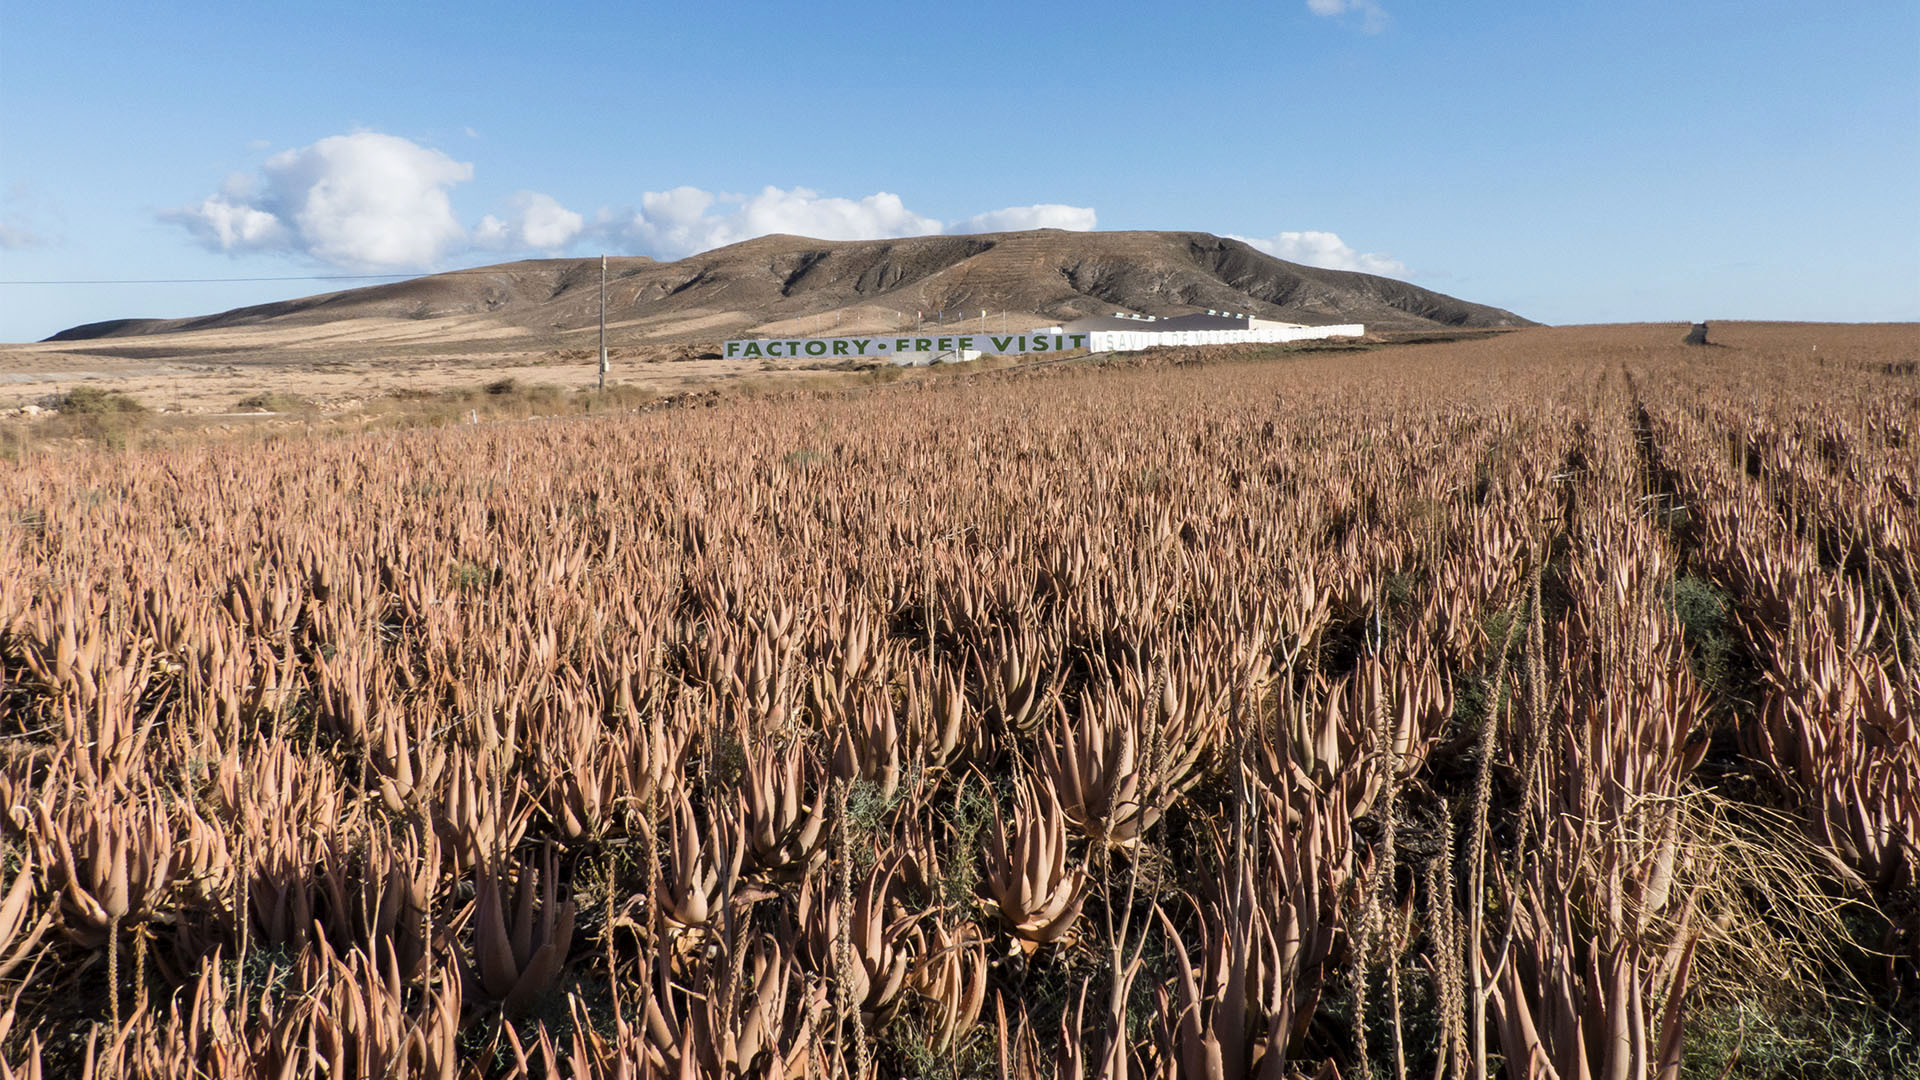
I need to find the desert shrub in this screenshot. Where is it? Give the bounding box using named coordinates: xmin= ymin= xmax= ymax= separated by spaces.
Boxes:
xmin=53 ymin=386 xmax=146 ymax=415
xmin=33 ymin=386 xmax=151 ymax=447
xmin=234 ymin=392 xmax=313 ymax=413
xmin=574 ymin=382 xmax=654 ymax=410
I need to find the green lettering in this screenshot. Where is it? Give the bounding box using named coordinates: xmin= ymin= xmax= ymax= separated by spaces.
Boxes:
xmin=725 ymin=341 xmax=741 ymax=358
xmin=806 ymin=340 xmax=827 ymax=356
xmin=990 ymin=335 xmax=1013 ymax=351
xmin=913 ymin=338 xmax=933 ymax=351
xmin=1069 ymin=333 xmax=1088 ymax=350
xmin=744 ymin=342 xmax=763 ymax=358
xmin=832 ymin=340 xmax=849 ymax=356
xmin=1033 ymin=336 xmax=1050 ymax=352
xmin=895 ymin=338 xmax=912 ymax=353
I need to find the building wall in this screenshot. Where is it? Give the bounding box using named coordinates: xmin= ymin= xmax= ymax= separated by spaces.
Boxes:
xmin=1084 ymin=324 xmax=1363 ymax=352
xmin=892 ymin=349 xmax=982 ymax=367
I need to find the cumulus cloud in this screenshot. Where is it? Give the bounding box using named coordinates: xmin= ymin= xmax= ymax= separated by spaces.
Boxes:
xmin=611 ymin=185 xmax=1095 ymax=260
xmin=949 ymin=204 xmax=1098 ymax=234
xmin=166 ymin=134 xmax=1097 ymax=267
xmin=616 ymin=185 xmax=942 ymax=259
xmin=1306 ymin=0 xmax=1389 ymax=33
xmin=475 ymin=191 xmax=585 ymax=252
xmin=1228 ymin=230 xmax=1407 ymax=277
xmin=171 ymin=194 xmax=288 ymax=251
xmin=165 ymin=132 xmax=473 ymax=269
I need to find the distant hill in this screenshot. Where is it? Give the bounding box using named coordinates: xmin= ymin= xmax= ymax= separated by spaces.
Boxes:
xmin=46 ymin=230 xmax=1533 ymax=344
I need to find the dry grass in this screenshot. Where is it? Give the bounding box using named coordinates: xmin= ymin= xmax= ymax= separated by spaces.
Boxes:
xmin=0 ymin=323 xmax=1913 ymax=1078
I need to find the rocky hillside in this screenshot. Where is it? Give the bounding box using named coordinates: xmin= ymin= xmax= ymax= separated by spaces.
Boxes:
xmin=48 ymin=230 xmax=1533 ymax=343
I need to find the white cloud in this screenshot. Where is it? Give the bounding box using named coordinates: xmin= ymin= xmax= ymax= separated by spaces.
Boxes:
xmin=1229 ymin=230 xmax=1407 ymax=277
xmin=738 ymin=187 xmax=941 ymax=243
xmin=165 ymin=132 xmax=473 ymax=269
xmin=950 ymin=204 xmax=1098 ymax=234
xmin=617 ymin=185 xmax=943 ymax=259
xmin=475 ymin=191 xmax=584 ymax=252
xmin=172 ymin=195 xmax=289 ymax=251
xmin=167 ymin=136 xmax=1096 ymax=267
xmin=612 ymin=185 xmax=1095 ymax=260
xmin=1306 ymin=0 xmax=1389 ymax=33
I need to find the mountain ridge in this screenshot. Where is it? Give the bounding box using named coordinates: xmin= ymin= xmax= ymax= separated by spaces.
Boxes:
xmin=46 ymin=229 xmax=1534 ymax=343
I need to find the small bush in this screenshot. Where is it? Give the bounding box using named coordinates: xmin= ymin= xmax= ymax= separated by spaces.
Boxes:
xmin=53 ymin=386 xmax=146 ymax=415
xmin=1684 ymin=999 xmax=1920 ymax=1080
xmin=234 ymin=392 xmax=313 ymax=412
xmin=1668 ymin=575 xmax=1729 ymax=638
xmin=35 ymin=387 xmax=150 ymax=448
xmin=450 ymin=560 xmax=492 ymax=592
xmin=574 ymin=383 xmax=654 ymax=411
xmin=1668 ymin=575 xmax=1736 ymax=695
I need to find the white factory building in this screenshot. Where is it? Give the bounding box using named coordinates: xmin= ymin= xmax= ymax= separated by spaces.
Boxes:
xmin=1044 ymin=310 xmax=1364 ymax=352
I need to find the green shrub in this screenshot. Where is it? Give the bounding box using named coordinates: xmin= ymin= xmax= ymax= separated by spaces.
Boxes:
xmin=451 ymin=560 xmax=492 ymax=592
xmin=54 ymin=386 xmax=146 ymax=414
xmin=1667 ymin=575 xmax=1736 ymax=695
xmin=37 ymin=386 xmax=150 ymax=447
xmin=1668 ymin=575 xmax=1728 ymax=638
xmin=1685 ymin=1000 xmax=1920 ymax=1080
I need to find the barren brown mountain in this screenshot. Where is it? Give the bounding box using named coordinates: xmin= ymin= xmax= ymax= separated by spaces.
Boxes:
xmin=5 ymin=230 xmax=1532 ymax=414
xmin=47 ymin=229 xmax=1532 ymax=344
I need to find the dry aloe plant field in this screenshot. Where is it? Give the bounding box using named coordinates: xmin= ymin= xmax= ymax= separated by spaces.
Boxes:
xmin=0 ymin=324 xmax=1914 ymax=1078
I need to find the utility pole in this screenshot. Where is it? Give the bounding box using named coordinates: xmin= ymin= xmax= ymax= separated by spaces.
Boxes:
xmin=597 ymin=254 xmax=608 ymax=390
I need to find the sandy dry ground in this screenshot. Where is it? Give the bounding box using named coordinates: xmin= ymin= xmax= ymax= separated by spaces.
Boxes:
xmin=0 ymin=306 xmax=1069 ymax=414
xmin=2 ymin=319 xmax=1912 ymax=419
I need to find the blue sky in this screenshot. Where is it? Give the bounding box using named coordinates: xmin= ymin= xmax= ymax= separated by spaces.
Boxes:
xmin=1 ymin=0 xmax=1915 ymax=341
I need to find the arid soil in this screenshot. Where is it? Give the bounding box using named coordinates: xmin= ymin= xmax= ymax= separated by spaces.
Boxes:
xmin=2 ymin=320 xmax=1910 ymax=420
